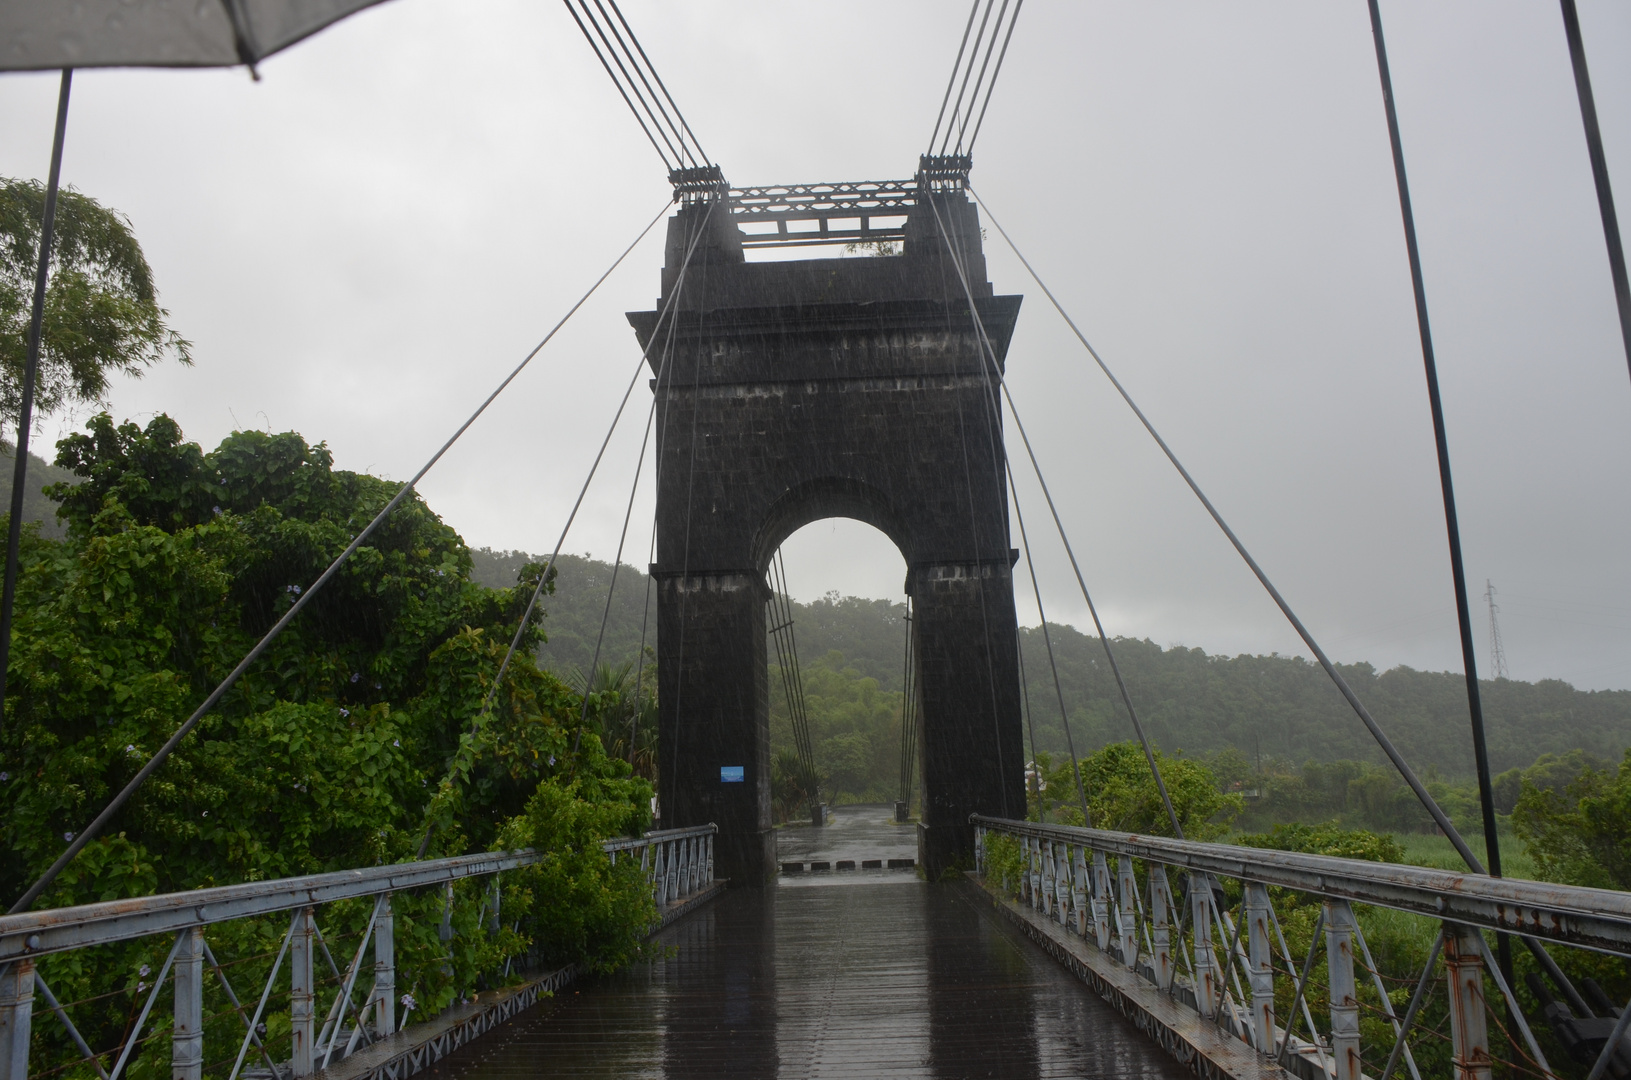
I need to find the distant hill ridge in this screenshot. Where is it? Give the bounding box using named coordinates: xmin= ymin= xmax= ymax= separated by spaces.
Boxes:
xmin=421 ymin=550 xmax=1631 ymax=779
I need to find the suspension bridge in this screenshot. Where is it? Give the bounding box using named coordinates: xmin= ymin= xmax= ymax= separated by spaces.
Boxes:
xmin=3 ymin=1 xmax=1631 ymax=1078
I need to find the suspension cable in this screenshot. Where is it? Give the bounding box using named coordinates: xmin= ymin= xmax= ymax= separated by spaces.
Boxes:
xmin=630 ymin=529 xmax=656 ymax=768
xmin=473 ymin=202 xmax=716 ymax=744
xmin=927 ymin=193 xmax=1134 ymax=830
xmin=7 ymin=201 xmax=670 ymax=915
xmin=577 ymin=0 xmax=686 ymax=168
xmin=1002 ymin=383 xmax=1183 ymax=837
xmin=953 ymin=0 xmax=1010 ymax=155
xmin=565 ymin=0 xmax=712 ymax=175
xmin=1013 ymin=626 xmax=1038 ymax=816
xmin=570 ymin=396 xmax=658 ymax=749
xmin=964 ymin=0 xmax=1023 ymax=155
xmin=1007 ymin=457 xmax=1092 ymax=826
xmin=589 ymin=0 xmax=693 ymax=167
xmin=928 ymin=0 xmax=981 ymax=156
xmin=967 ymin=184 xmax=1484 ymax=871
xmin=570 ymin=254 xmax=689 ymax=755
xmin=938 ymin=0 xmax=996 ymax=157
xmin=927 ymin=0 xmax=1023 ymax=158
xmin=562 ymin=0 xmax=673 ymax=170
xmin=605 ymin=0 xmax=711 ymax=167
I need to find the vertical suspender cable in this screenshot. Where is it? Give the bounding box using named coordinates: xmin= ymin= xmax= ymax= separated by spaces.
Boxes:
xmin=1365 ymin=0 xmax=1503 ymax=881
xmin=967 ymin=185 xmax=1482 ymax=867
xmin=1008 ymin=460 xmax=1092 ymax=826
xmin=1013 ymin=626 xmax=1038 ymax=816
xmin=976 ymin=182 xmax=1594 ymax=1014
xmin=929 ymin=193 xmax=1173 ymax=833
xmin=0 ymin=69 xmax=71 ymax=753
xmin=1557 ymin=0 xmax=1631 ymax=385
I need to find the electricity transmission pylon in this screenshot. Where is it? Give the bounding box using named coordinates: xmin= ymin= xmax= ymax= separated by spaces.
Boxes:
xmin=1484 ymin=579 xmax=1509 ymax=680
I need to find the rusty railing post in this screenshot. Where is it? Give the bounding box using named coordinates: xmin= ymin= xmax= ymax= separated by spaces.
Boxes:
xmin=1053 ymin=842 xmax=1070 ymax=924
xmin=172 ymin=927 xmax=204 ymax=1080
xmin=1117 ymin=856 xmax=1139 ymax=969
xmin=1150 ymin=866 xmax=1175 ymax=991
xmin=1326 ymin=899 xmax=1362 ymax=1080
xmin=0 ymin=960 xmax=36 ymax=1080
xmin=371 ymin=895 xmax=395 ymax=1038
xmin=1041 ymin=840 xmax=1056 ymax=917
xmin=1093 ymin=850 xmax=1113 ymax=952
xmin=1245 ymin=882 xmax=1275 ymax=1055
xmin=1193 ymin=874 xmax=1220 ymax=1019
xmin=1071 ymin=846 xmax=1090 ymax=937
xmin=1444 ymin=923 xmax=1493 ymax=1080
xmin=290 ymin=907 xmax=315 ymax=1078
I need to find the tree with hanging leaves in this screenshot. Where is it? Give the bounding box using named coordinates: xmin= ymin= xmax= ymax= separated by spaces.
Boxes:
xmin=0 ymin=179 xmax=191 ymax=428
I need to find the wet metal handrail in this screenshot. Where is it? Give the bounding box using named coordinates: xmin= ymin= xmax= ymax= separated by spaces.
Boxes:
xmin=0 ymin=824 xmax=717 ymax=1080
xmin=973 ymin=815 xmax=1631 ymax=1080
xmin=972 ymin=816 xmax=1631 ymax=953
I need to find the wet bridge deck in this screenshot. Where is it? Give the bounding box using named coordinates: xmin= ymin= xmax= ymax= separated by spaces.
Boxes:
xmin=425 ymin=807 xmax=1189 ymax=1079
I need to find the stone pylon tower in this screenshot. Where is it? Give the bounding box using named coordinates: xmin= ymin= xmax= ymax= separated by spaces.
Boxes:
xmin=629 ymin=163 xmax=1026 ymax=882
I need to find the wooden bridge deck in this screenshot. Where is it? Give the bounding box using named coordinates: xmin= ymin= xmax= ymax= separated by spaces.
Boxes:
xmin=422 ymin=811 xmax=1190 ymax=1079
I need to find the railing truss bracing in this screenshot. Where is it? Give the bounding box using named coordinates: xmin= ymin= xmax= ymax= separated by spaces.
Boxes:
xmin=0 ymin=825 xmax=717 ymax=1080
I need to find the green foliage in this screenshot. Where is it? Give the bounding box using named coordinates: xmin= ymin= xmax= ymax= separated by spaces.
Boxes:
xmin=1234 ymin=821 xmax=1405 ymax=863
xmin=1514 ymin=748 xmax=1631 ymax=890
xmin=2 ymin=414 xmax=659 ymax=1080
xmin=771 ymin=749 xmax=820 ymax=823
xmin=567 ymin=659 xmax=657 ymax=783
xmin=497 ymin=733 xmax=655 ymax=974
xmin=469 ymin=549 xmax=658 ymax=682
xmin=769 ymin=650 xmax=903 ymax=802
xmin=0 ymin=444 xmax=77 ymax=540
xmin=1033 ymin=742 xmax=1242 ymax=838
xmin=980 ymin=830 xmax=1026 ymax=898
xmin=0 ymin=180 xmax=190 ymax=426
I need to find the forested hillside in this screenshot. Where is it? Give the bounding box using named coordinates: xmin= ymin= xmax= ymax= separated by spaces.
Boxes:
xmin=0 ymin=444 xmax=79 ymax=540
xmin=481 ymin=550 xmax=1631 ymax=798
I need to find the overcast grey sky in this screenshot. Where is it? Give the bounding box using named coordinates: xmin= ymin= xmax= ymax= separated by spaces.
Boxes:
xmin=1 ymin=1 xmax=1628 ymax=688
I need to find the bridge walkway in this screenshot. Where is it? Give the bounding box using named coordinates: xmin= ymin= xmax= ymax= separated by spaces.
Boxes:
xmin=424 ymin=806 xmax=1188 ymax=1079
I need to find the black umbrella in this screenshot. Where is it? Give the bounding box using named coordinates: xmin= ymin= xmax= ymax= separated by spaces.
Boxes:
xmin=0 ymin=0 xmax=398 ymax=744
xmin=1 ymin=1 xmax=392 ymax=72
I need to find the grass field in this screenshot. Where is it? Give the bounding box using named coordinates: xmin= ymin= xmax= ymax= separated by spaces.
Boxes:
xmin=1393 ymin=830 xmax=1538 ymax=880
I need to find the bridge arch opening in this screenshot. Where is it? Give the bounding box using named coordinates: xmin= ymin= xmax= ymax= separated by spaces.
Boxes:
xmin=763 ymin=515 xmax=914 ymax=824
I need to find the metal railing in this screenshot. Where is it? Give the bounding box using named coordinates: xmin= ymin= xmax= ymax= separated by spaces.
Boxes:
xmin=973 ymin=815 xmax=1631 ymax=1080
xmin=0 ymin=824 xmax=716 ymax=1080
